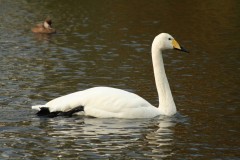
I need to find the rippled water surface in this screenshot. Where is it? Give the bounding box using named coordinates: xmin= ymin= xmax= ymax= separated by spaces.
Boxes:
xmin=0 ymin=0 xmax=239 ymax=159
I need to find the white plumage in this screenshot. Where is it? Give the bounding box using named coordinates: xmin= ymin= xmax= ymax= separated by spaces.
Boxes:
xmin=32 ymin=33 xmax=188 ymax=119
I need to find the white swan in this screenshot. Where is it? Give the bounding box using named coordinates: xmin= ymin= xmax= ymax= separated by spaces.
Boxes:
xmin=32 ymin=33 xmax=188 ymax=118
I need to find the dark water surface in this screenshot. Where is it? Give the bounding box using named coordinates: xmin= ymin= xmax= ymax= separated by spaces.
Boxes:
xmin=0 ymin=0 xmax=239 ymax=159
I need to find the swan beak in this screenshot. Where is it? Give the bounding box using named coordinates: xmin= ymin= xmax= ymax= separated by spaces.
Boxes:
xmin=172 ymin=39 xmax=189 ymax=53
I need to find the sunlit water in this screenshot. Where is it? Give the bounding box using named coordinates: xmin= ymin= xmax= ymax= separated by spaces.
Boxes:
xmin=0 ymin=0 xmax=239 ymax=159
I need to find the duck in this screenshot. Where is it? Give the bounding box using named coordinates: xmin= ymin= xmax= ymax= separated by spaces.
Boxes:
xmin=31 ymin=18 xmax=56 ymax=34
xmin=32 ymin=33 xmax=189 ymax=118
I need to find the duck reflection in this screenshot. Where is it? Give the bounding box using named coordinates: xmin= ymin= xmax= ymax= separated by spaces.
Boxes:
xmin=33 ymin=33 xmax=53 ymax=42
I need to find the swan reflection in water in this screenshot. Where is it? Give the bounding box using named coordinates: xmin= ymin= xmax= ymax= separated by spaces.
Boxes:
xmin=31 ymin=116 xmax=183 ymax=159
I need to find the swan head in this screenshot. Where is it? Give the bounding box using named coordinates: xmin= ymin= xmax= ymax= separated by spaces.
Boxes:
xmin=153 ymin=33 xmax=189 ymax=53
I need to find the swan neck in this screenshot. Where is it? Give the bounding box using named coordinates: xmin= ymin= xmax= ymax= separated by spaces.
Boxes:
xmin=151 ymin=47 xmax=176 ymax=115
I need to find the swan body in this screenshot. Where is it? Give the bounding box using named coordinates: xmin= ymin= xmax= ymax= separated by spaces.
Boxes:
xmin=33 ymin=87 xmax=160 ymax=118
xmin=32 ymin=33 xmax=188 ymax=118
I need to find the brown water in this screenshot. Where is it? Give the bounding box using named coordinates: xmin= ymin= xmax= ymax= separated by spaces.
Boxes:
xmin=0 ymin=0 xmax=239 ymax=159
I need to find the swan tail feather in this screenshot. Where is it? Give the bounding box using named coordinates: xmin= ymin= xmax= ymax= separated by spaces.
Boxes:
xmin=32 ymin=105 xmax=46 ymax=111
xmin=35 ymin=106 xmax=84 ymax=118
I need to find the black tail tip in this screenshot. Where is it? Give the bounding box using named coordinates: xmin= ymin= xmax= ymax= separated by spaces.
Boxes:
xmin=36 ymin=107 xmax=59 ymax=118
xmin=36 ymin=107 xmax=50 ymax=116
xmin=36 ymin=106 xmax=84 ymax=118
